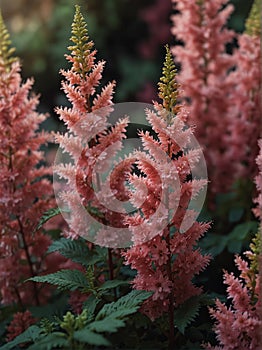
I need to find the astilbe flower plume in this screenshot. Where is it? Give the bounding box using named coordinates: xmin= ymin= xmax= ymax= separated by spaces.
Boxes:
xmin=206 ymin=141 xmax=262 ymax=349
xmin=206 ymin=233 xmax=262 ymax=350
xmin=171 ymin=0 xmax=261 ymax=196
xmin=0 ymin=13 xmax=57 ymax=306
xmin=6 ymin=310 xmax=36 ymax=342
xmin=123 ymin=47 xmax=210 ymax=337
xmin=54 ymin=5 xmax=129 ymax=246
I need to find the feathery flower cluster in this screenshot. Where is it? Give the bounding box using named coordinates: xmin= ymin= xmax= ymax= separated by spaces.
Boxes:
xmin=0 ymin=13 xmax=56 ymax=306
xmin=123 ymin=47 xmax=210 ymax=321
xmin=6 ymin=310 xmax=36 ymax=342
xmin=206 ymin=233 xmax=262 ymax=349
xmin=54 ymin=6 xmax=130 ymax=244
xmin=171 ymin=0 xmax=261 ymax=195
xmin=206 ymin=139 xmax=262 ymax=349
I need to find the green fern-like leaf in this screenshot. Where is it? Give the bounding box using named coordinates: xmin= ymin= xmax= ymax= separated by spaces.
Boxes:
xmin=47 ymin=237 xmax=99 ymax=267
xmin=36 ymin=207 xmax=69 ymax=231
xmin=0 ymin=11 xmax=17 ymax=71
xmin=174 ymin=295 xmax=203 ymax=334
xmin=73 ymin=329 xmax=111 ymax=346
xmin=27 ymin=333 xmax=68 ymax=350
xmin=96 ymin=290 xmax=152 ymax=320
xmin=0 ymin=325 xmax=41 ymax=350
xmin=28 ymin=270 xmax=89 ymax=292
xmin=88 ymin=317 xmax=125 ymax=333
xmin=98 ymin=279 xmax=129 ymax=291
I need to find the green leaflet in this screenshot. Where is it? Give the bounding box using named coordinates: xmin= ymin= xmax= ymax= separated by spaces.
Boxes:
xmin=28 ymin=269 xmax=89 ymax=291
xmin=27 ymin=333 xmax=68 ymax=350
xmin=73 ymin=329 xmax=111 ymax=346
xmin=96 ymin=290 xmax=153 ymax=320
xmin=174 ymin=295 xmax=203 ymax=334
xmin=36 ymin=207 xmax=69 ymax=231
xmin=0 ymin=325 xmax=41 ymax=350
xmin=47 ymin=237 xmax=100 ymax=267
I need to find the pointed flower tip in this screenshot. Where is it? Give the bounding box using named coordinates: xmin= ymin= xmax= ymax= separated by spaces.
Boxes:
xmin=0 ymin=10 xmax=18 ymax=70
xmin=157 ymin=44 xmax=180 ymax=115
xmin=245 ymin=0 xmax=261 ymax=37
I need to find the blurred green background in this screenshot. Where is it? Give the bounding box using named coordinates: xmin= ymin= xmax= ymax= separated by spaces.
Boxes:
xmin=0 ymin=0 xmax=254 ymax=131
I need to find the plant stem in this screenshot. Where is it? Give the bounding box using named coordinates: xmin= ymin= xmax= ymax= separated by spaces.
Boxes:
xmin=17 ymin=216 xmax=40 ymax=306
xmin=108 ymin=248 xmax=117 ymax=300
xmin=166 ymin=229 xmax=175 ymax=350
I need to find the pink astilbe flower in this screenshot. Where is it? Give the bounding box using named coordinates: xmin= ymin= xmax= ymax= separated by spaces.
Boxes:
xmin=206 ymin=247 xmax=262 ymax=349
xmin=206 ymin=137 xmax=262 ymax=349
xmin=123 ymin=48 xmax=210 ymax=324
xmin=54 ymin=6 xmax=130 ymax=246
xmin=254 ymin=140 xmax=262 ymax=221
xmin=0 ymin=15 xmax=57 ymax=306
xmin=6 ymin=310 xmax=36 ymax=342
xmin=171 ymin=0 xmax=261 ymax=196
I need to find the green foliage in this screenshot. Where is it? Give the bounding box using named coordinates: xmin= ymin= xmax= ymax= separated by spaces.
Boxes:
xmin=1 ymin=290 xmax=152 ymax=349
xmin=174 ymin=295 xmax=203 ymax=334
xmin=0 ymin=325 xmax=41 ymax=350
xmin=28 ymin=269 xmax=89 ymax=292
xmin=0 ymin=11 xmax=17 ymax=71
xmin=47 ymin=237 xmax=98 ymax=267
xmin=96 ymin=290 xmax=152 ymax=320
xmin=36 ymin=207 xmax=67 ymax=231
xmin=200 ymin=220 xmax=258 ymax=257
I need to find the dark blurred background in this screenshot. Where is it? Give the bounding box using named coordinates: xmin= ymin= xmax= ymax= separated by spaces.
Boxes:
xmin=0 ymin=0 xmax=254 ymax=131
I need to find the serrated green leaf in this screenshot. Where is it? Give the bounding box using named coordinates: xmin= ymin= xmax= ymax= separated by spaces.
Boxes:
xmin=96 ymin=290 xmax=152 ymax=320
xmin=28 ymin=270 xmax=89 ymax=291
xmin=36 ymin=207 xmax=68 ymax=231
xmin=174 ymin=295 xmax=202 ymax=334
xmin=83 ymin=294 xmax=100 ymax=317
xmin=27 ymin=333 xmax=68 ymax=350
xmin=88 ymin=317 xmax=125 ymax=333
xmin=47 ymin=237 xmax=98 ymax=267
xmin=98 ymin=279 xmax=129 ymax=291
xmin=73 ymin=329 xmax=111 ymax=346
xmin=0 ymin=325 xmax=41 ymax=350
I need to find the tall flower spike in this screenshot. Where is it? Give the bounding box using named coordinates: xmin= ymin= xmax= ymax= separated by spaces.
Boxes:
xmin=123 ymin=47 xmax=210 ymax=348
xmin=54 ymin=6 xmax=129 ymax=245
xmin=158 ymin=45 xmax=180 ymax=115
xmin=67 ymin=5 xmax=94 ymax=77
xmin=0 ymin=10 xmax=17 ymax=70
xmin=0 ymin=14 xmax=58 ymax=306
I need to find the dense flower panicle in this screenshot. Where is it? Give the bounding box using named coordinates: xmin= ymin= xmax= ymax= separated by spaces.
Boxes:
xmin=54 ymin=6 xmax=130 ymax=243
xmin=207 ymin=140 xmax=262 ymax=348
xmin=122 ymin=47 xmax=210 ymax=320
xmin=6 ymin=310 xmax=36 ymax=342
xmin=206 ymin=245 xmax=262 ymax=349
xmin=254 ymin=140 xmax=262 ymax=221
xmin=171 ymin=0 xmax=261 ymax=195
xmin=0 ymin=18 xmax=58 ymax=306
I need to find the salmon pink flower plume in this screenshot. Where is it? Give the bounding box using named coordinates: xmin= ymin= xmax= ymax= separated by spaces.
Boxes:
xmin=54 ymin=6 xmax=130 ymax=244
xmin=206 ymin=137 xmax=262 ymax=349
xmin=123 ymin=47 xmax=210 ymax=327
xmin=0 ymin=13 xmax=57 ymax=306
xmin=171 ymin=0 xmax=261 ymax=196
